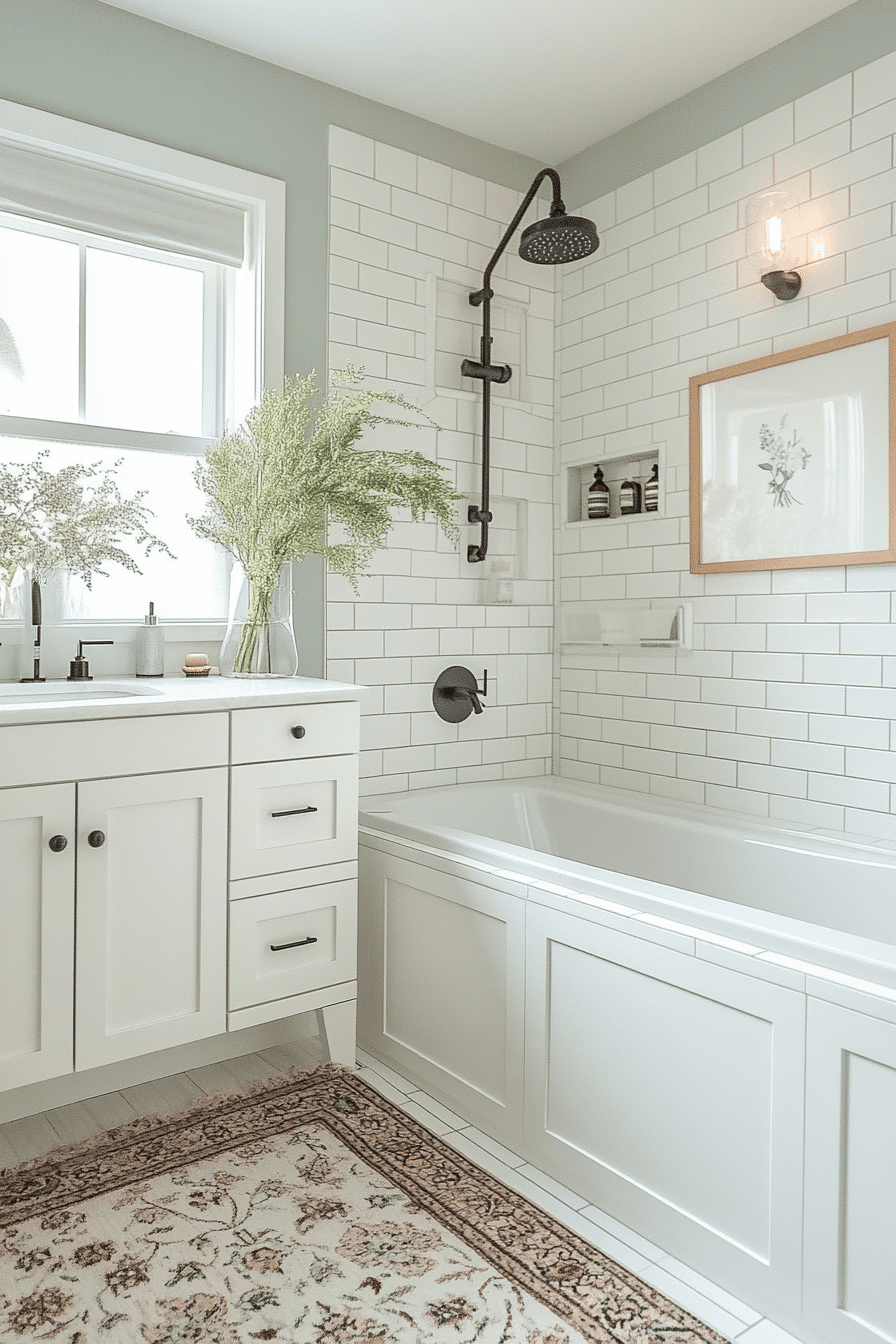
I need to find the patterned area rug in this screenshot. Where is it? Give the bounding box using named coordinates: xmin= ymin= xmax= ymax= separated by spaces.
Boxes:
xmin=0 ymin=1064 xmax=730 ymax=1343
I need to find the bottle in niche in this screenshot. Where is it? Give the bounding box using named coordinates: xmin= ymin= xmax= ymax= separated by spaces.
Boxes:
xmin=587 ymin=465 xmax=610 ymax=519
xmin=486 ymin=557 xmax=515 ymax=605
xmin=619 ymin=474 xmax=642 ymax=515
xmin=644 ymin=463 xmax=659 ymax=512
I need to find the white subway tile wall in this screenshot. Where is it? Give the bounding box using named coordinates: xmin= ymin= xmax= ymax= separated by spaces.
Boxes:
xmin=328 ymin=128 xmax=555 ymax=797
xmin=556 ymin=54 xmax=896 ymax=836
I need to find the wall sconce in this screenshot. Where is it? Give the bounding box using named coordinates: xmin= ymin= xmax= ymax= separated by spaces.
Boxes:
xmin=747 ymin=191 xmax=803 ymax=301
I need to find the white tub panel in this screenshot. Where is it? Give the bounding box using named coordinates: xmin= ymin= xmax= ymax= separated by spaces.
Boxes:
xmin=525 ymin=903 xmax=805 ymax=1317
xmin=805 ymin=999 xmax=896 ymax=1344
xmin=385 ymin=878 xmax=508 ymax=1102
xmin=545 ymin=939 xmax=773 ymax=1260
xmin=358 ymin=844 xmax=526 ymax=1143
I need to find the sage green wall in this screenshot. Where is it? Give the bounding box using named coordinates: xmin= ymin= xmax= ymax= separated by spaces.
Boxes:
xmin=559 ymin=0 xmax=896 ymax=208
xmin=0 ymin=0 xmax=541 ymax=676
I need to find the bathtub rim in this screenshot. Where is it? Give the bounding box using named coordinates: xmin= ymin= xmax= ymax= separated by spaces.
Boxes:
xmin=359 ymin=777 xmax=896 ymax=995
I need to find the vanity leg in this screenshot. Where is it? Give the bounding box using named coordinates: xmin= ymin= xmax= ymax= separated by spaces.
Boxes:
xmin=316 ymin=999 xmax=357 ymax=1067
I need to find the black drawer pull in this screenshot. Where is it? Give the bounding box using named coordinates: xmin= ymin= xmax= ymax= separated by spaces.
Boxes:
xmin=87 ymin=830 xmax=106 ymax=848
xmin=48 ymin=834 xmax=68 ymax=852
xmin=270 ymin=936 xmax=318 ymax=952
xmin=270 ymin=806 xmax=318 ymax=818
xmin=290 ymin=725 xmax=306 ymax=739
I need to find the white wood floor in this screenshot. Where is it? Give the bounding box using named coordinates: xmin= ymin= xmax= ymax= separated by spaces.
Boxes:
xmin=0 ymin=1039 xmax=805 ymax=1344
xmin=0 ymin=1036 xmax=326 ymax=1169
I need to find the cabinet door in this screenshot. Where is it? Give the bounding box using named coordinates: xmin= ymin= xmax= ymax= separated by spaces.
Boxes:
xmin=75 ymin=768 xmax=228 ymax=1070
xmin=0 ymin=784 xmax=75 ymax=1091
xmin=804 ymin=998 xmax=896 ymax=1344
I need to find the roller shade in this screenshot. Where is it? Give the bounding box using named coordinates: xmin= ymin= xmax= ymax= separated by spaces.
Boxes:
xmin=0 ymin=138 xmax=246 ymax=266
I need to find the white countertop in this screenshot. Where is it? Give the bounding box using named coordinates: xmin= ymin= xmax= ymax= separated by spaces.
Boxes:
xmin=0 ymin=675 xmax=364 ymax=727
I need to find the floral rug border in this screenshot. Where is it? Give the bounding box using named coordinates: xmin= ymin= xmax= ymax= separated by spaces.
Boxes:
xmin=0 ymin=1064 xmax=729 ymax=1344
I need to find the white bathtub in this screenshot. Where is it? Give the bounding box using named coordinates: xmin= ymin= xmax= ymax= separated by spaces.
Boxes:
xmin=358 ymin=778 xmax=896 ymax=1344
xmin=360 ymin=776 xmax=896 ymax=959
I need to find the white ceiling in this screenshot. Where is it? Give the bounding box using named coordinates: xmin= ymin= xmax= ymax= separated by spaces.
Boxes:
xmin=101 ymin=0 xmax=858 ymax=162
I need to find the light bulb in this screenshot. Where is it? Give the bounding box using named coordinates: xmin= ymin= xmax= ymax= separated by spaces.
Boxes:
xmin=764 ymin=215 xmax=783 ymax=262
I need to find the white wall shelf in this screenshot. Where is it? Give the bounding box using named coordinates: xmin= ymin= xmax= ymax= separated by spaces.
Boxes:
xmin=561 ymin=601 xmax=691 ymax=652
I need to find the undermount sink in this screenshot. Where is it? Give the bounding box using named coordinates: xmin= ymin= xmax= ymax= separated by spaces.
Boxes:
xmin=0 ymin=681 xmax=164 ymax=704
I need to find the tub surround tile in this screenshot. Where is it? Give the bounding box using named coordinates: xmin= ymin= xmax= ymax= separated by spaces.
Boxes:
xmin=328 ymin=134 xmax=553 ymax=798
xmin=553 ymin=54 xmax=896 ymax=838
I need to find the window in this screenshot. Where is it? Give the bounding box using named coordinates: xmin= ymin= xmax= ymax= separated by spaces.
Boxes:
xmin=0 ymin=98 xmax=284 ymax=628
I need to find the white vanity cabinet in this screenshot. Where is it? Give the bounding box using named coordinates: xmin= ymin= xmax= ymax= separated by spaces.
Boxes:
xmin=227 ymin=700 xmax=360 ymax=1065
xmin=0 ymin=783 xmax=75 ymax=1092
xmin=0 ymin=682 xmax=361 ymax=1111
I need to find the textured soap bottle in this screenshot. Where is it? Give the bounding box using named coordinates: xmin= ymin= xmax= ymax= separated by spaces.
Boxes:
xmin=587 ymin=465 xmax=610 ymax=519
xmin=136 ymin=601 xmax=165 ymax=677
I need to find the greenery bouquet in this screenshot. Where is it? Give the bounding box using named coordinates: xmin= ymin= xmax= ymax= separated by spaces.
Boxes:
xmin=189 ymin=367 xmax=461 ymax=674
xmin=0 ymin=450 xmax=172 ymax=618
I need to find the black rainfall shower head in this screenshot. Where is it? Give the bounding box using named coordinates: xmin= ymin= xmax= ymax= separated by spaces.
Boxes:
xmin=519 ymin=212 xmax=599 ymax=265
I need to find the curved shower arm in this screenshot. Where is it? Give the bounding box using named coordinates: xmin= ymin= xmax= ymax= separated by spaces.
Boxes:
xmin=473 ymin=167 xmax=563 ymax=303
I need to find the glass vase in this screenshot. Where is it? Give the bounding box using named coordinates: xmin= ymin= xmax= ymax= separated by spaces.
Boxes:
xmin=219 ymin=562 xmax=298 ymax=678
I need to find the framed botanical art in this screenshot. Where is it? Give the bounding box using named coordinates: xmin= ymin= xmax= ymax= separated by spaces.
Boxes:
xmin=689 ymin=323 xmax=896 ymax=573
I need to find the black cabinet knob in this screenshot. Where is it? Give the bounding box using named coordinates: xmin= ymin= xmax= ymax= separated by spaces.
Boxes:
xmin=87 ymin=830 xmax=106 ymax=848
xmin=48 ymin=834 xmax=68 ymax=852
xmin=290 ymin=725 xmax=306 ymax=739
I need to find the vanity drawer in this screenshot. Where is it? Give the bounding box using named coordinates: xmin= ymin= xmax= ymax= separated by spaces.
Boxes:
xmin=0 ymin=713 xmax=229 ymax=789
xmin=228 ymin=877 xmax=356 ymax=1011
xmin=230 ymin=755 xmax=359 ymax=880
xmin=230 ymin=700 xmax=359 ymax=765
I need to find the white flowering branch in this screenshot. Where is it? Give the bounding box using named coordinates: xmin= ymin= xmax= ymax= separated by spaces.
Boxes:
xmin=0 ymin=449 xmax=174 ymax=588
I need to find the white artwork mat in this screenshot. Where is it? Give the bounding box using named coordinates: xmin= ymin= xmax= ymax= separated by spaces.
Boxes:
xmin=699 ymin=338 xmax=890 ymax=565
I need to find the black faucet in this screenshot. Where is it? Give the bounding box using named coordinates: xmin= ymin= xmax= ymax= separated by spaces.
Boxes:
xmin=432 ymin=666 xmax=488 ymax=723
xmin=20 ymin=579 xmax=45 ymax=683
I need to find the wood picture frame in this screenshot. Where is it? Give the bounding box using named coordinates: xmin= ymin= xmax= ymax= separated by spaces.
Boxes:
xmin=689 ymin=323 xmax=896 ymax=574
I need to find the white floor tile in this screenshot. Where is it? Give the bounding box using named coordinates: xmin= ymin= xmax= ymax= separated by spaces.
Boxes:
xmin=517 ymin=1162 xmax=590 ymax=1211
xmin=458 ymin=1124 xmax=525 ymax=1168
xmin=579 ymin=1204 xmax=669 ymax=1263
xmin=656 ymin=1254 xmax=762 ymax=1326
xmin=406 ymin=1089 xmax=467 ymax=1130
xmin=354 ymin=1065 xmax=412 ymax=1108
xmin=637 ymin=1263 xmax=749 ymax=1339
xmin=442 ymin=1129 xmax=522 ymax=1181
xmin=354 ymin=1048 xmax=417 ymax=1093
xmin=737 ymin=1320 xmax=805 ymax=1344
xmin=397 ymin=1098 xmax=454 ymax=1135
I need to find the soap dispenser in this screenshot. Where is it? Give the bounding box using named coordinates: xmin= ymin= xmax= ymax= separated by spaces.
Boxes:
xmin=136 ymin=602 xmax=165 ymax=677
xmin=587 ymin=465 xmax=611 ymax=519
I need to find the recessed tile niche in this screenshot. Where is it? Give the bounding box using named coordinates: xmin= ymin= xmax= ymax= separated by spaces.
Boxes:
xmin=566 ymin=447 xmax=663 ymax=525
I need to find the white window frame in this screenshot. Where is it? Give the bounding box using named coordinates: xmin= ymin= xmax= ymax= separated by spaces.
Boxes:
xmin=0 ymin=98 xmax=285 ymax=637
